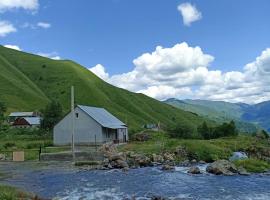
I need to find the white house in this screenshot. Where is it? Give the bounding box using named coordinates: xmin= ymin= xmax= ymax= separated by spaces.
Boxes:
xmin=53 ymin=105 xmax=128 ymax=145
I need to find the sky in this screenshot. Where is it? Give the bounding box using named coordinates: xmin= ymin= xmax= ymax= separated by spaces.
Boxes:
xmin=1 ymin=0 xmax=270 ymax=104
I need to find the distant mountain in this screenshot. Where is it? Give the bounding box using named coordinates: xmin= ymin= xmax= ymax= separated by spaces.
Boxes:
xmin=0 ymin=45 xmax=208 ymax=132
xmin=164 ymin=98 xmax=269 ymax=133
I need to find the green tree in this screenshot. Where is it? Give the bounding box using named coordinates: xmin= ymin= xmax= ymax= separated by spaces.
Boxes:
xmin=168 ymin=123 xmax=194 ymax=139
xmin=41 ymin=101 xmax=63 ymax=130
xmin=197 ymin=121 xmax=210 ymax=139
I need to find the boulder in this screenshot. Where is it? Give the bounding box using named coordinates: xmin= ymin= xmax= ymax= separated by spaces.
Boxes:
xmin=191 ymin=159 xmax=197 ymax=164
xmin=237 ymin=166 xmax=250 ymax=176
xmin=206 ymin=160 xmax=238 ymax=175
xmin=162 ymin=164 xmax=174 ymax=171
xmin=152 ymin=154 xmax=164 ymax=163
xmin=163 ymin=152 xmax=175 ymax=161
xmin=134 ymin=154 xmax=152 ymax=167
xmin=199 ymin=160 xmax=206 ymax=164
xmin=108 ymin=153 xmax=125 ymax=162
xmin=188 ymin=166 xmax=201 ymax=174
xmin=180 ymin=160 xmax=190 ymax=167
xmin=115 ymin=159 xmax=129 ymax=169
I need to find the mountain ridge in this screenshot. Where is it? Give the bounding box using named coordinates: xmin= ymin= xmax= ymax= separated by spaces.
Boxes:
xmin=165 ymin=98 xmax=270 ymax=132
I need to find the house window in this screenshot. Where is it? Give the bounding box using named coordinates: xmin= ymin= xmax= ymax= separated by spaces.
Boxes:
xmin=75 ymin=113 xmax=79 ymax=118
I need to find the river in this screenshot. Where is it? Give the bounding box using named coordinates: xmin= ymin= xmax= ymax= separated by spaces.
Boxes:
xmin=0 ymin=162 xmax=269 ymax=200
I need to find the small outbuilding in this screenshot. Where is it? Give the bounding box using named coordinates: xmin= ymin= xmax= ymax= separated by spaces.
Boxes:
xmin=12 ymin=117 xmax=41 ymax=129
xmin=53 ymin=105 xmax=128 ymax=145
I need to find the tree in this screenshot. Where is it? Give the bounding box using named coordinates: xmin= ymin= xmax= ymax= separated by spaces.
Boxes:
xmin=0 ymin=101 xmax=7 ymax=125
xmin=168 ymin=123 xmax=194 ymax=139
xmin=197 ymin=121 xmax=210 ymax=139
xmin=41 ymin=101 xmax=63 ymax=130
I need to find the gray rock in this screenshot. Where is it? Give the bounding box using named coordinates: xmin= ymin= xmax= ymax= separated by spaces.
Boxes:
xmin=162 ymin=164 xmax=174 ymax=171
xmin=238 ymin=166 xmax=250 ymax=176
xmin=191 ymin=159 xmax=197 ymax=164
xmin=199 ymin=160 xmax=206 ymax=164
xmin=188 ymin=166 xmax=201 ymax=174
xmin=206 ymin=160 xmax=238 ymax=175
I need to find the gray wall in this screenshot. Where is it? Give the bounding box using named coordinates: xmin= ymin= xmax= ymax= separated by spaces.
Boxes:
xmin=53 ymin=107 xmax=103 ymax=145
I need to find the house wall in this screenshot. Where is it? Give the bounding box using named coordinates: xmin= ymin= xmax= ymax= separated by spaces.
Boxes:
xmin=53 ymin=107 xmax=103 ymax=145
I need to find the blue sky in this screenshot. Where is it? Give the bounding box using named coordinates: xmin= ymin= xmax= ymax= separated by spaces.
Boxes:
xmin=1 ymin=0 xmax=270 ymax=103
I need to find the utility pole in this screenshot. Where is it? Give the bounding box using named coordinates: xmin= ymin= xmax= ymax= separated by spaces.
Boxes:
xmin=71 ymin=86 xmax=75 ymax=161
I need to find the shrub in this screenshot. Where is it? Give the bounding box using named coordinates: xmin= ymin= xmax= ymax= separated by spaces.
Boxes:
xmin=234 ymin=159 xmax=270 ymax=173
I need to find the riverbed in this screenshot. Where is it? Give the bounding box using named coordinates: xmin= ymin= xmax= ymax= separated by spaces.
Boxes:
xmin=0 ymin=162 xmax=269 ymax=200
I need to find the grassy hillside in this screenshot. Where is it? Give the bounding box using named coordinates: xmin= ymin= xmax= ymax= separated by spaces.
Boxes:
xmin=165 ymin=98 xmax=258 ymax=133
xmin=0 ymin=46 xmax=207 ymax=132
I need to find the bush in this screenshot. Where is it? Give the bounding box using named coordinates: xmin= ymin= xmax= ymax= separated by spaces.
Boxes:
xmin=234 ymin=159 xmax=270 ymax=173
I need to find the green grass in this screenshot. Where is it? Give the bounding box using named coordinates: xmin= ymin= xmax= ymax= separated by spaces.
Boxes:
xmin=0 ymin=45 xmax=208 ymax=132
xmin=234 ymin=159 xmax=270 ymax=173
xmin=0 ymin=185 xmax=31 ymax=200
xmin=119 ymin=131 xmax=270 ymax=162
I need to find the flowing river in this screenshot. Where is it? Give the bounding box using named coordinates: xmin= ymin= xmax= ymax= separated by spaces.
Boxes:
xmin=0 ymin=162 xmax=270 ymax=200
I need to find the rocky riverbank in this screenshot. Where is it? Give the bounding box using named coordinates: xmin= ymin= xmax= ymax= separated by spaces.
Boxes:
xmin=96 ymin=143 xmax=269 ymax=175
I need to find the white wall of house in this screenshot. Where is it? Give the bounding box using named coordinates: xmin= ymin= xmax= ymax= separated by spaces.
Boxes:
xmin=53 ymin=107 xmax=103 ymax=145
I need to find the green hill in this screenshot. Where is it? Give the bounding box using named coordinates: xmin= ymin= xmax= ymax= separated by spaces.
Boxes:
xmin=165 ymin=98 xmax=258 ymax=133
xmin=0 ymin=45 xmax=207 ymax=132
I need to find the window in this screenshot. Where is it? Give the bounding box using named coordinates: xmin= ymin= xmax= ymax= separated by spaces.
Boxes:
xmin=75 ymin=113 xmax=79 ymax=118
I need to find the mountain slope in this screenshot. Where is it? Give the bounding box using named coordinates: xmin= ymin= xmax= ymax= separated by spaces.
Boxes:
xmin=0 ymin=46 xmax=207 ymax=132
xmin=165 ymin=98 xmax=259 ymax=133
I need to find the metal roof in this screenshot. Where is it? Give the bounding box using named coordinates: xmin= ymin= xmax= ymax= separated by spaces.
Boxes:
xmin=78 ymin=105 xmax=126 ymax=129
xmin=9 ymin=112 xmax=35 ymax=117
xmin=23 ymin=117 xmax=41 ymax=125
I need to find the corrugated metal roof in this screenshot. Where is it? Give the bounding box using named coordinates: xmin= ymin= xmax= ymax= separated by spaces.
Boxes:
xmin=78 ymin=105 xmax=126 ymax=129
xmin=9 ymin=112 xmax=35 ymax=117
xmin=23 ymin=117 xmax=41 ymax=125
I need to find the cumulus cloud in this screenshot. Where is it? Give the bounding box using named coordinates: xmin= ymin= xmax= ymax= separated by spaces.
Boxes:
xmin=0 ymin=21 xmax=16 ymax=37
xmin=0 ymin=0 xmax=38 ymax=12
xmin=4 ymin=44 xmax=21 ymax=51
xmin=37 ymin=22 xmax=51 ymax=29
xmin=177 ymin=2 xmax=202 ymax=26
xmin=89 ymin=42 xmax=270 ymax=104
xmin=88 ymin=64 xmax=109 ymax=81
xmin=37 ymin=52 xmax=61 ymax=60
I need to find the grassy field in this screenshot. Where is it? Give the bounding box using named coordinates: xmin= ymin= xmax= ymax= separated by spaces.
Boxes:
xmin=119 ymin=131 xmax=270 ymax=163
xmin=0 ymin=45 xmax=209 ymax=133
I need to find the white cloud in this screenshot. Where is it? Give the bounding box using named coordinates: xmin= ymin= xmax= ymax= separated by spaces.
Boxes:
xmin=0 ymin=0 xmax=39 ymax=11
xmin=37 ymin=52 xmax=61 ymax=60
xmin=89 ymin=42 xmax=270 ymax=104
xmin=0 ymin=21 xmax=16 ymax=37
xmin=88 ymin=64 xmax=109 ymax=81
xmin=177 ymin=2 xmax=202 ymax=26
xmin=4 ymin=44 xmax=21 ymax=51
xmin=37 ymin=22 xmax=51 ymax=29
